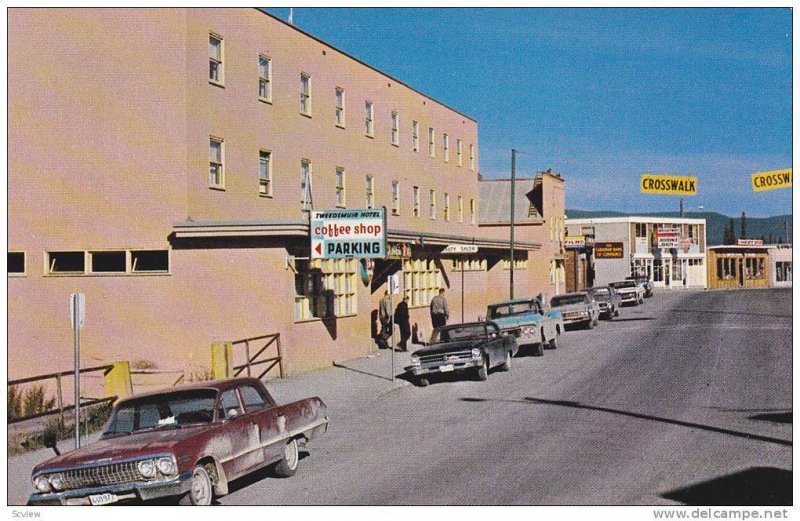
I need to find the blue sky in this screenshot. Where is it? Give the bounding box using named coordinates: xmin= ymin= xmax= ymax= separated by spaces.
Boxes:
xmin=266 ymin=8 xmax=792 ymax=217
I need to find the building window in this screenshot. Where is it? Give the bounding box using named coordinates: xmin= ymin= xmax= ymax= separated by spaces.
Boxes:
xmin=403 ymin=258 xmax=442 ymax=308
xmin=335 ymin=167 xmax=346 ymax=207
xmin=209 ymin=137 xmax=224 ymax=188
xmin=503 ymin=255 xmax=529 ymax=270
xmin=46 ymin=250 xmax=168 ymax=275
xmin=209 ymin=34 xmax=223 ymax=85
xmin=365 ymin=175 xmax=374 ymax=208
xmin=131 ymin=250 xmax=169 ymax=272
xmin=452 ymin=256 xmax=486 ymax=272
xmin=776 ymin=261 xmax=793 ymax=282
xmin=470 ymin=198 xmax=476 ymax=224
xmin=412 ymin=120 xmax=419 ymax=152
xmin=90 ymin=251 xmax=126 ymax=273
xmin=391 ymin=181 xmax=400 ymax=215
xmin=335 ymin=87 xmax=345 ymax=127
xmin=8 ymin=252 xmax=25 ymax=276
xmin=635 ymin=222 xmax=647 ymax=238
xmin=258 ymin=54 xmax=271 ymax=101
xmin=412 ymin=186 xmax=420 ymax=217
xmin=429 ymin=189 xmax=436 ymax=220
xmin=716 ymin=257 xmax=737 ymax=280
xmin=391 ymin=111 xmax=399 ymax=146
xmin=259 ymin=150 xmax=272 ymax=197
xmin=457 ymin=196 xmax=463 ymax=223
xmin=295 ymin=258 xmax=358 ymax=320
xmin=365 ymin=101 xmax=374 ymax=136
xmin=443 ymin=193 xmax=450 ymax=221
xmin=469 ymin=144 xmax=475 ymax=171
xmin=457 ymin=139 xmax=463 ymax=167
xmin=443 ymin=133 xmax=449 ymax=162
xmin=47 ymin=251 xmax=85 ymax=274
xmin=744 ymin=257 xmax=766 ymax=280
xmin=301 ymin=160 xmax=313 ymax=212
xmin=428 ymin=127 xmax=435 ymax=157
xmin=300 ymin=73 xmax=311 ymax=115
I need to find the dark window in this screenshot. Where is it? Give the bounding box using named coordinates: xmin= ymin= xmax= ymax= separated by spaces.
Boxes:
xmin=91 ymin=251 xmax=126 ymax=273
xmin=48 ymin=251 xmax=85 ymax=273
xmin=239 ymin=385 xmax=269 ymax=412
xmin=8 ymin=252 xmax=24 ymax=274
xmin=131 ymin=250 xmax=169 ymax=272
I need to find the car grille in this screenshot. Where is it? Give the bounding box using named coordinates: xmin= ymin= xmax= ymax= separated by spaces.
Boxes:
xmin=60 ymin=461 xmax=146 ymax=490
xmin=418 ymin=351 xmax=473 ymax=365
xmin=563 ymin=311 xmax=585 ymax=319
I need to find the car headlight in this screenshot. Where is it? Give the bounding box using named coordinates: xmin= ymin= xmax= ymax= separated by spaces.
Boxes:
xmin=156 ymin=456 xmax=177 ymax=476
xmin=137 ymin=459 xmax=157 ymax=479
xmin=48 ymin=474 xmax=65 ymax=491
xmin=410 ymin=355 xmax=420 ymax=366
xmin=33 ymin=475 xmax=52 ymax=493
xmin=471 ymin=348 xmax=481 ymax=359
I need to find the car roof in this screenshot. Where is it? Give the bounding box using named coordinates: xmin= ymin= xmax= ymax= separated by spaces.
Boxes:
xmin=489 ymin=297 xmax=539 ymax=306
xmin=115 ymin=377 xmax=263 ymax=403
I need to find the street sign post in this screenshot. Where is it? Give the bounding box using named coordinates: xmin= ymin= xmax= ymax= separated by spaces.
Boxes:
xmin=310 ymin=208 xmax=387 ymax=259
xmin=70 ymin=293 xmax=85 ymax=449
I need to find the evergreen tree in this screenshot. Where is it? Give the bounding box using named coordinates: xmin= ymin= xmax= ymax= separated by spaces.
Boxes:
xmin=723 ymin=218 xmax=737 ymax=245
xmin=769 ymin=232 xmax=774 ymax=244
xmin=740 ymin=212 xmax=747 ymax=239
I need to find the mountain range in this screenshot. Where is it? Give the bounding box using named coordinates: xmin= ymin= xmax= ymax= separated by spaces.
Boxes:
xmin=565 ymin=210 xmax=792 ymax=246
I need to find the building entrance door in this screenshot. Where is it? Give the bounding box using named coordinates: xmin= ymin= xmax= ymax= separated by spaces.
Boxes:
xmin=664 ymin=261 xmax=671 ymax=287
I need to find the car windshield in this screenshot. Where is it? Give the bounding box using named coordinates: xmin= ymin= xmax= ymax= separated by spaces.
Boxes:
xmin=551 ymin=294 xmax=586 ymax=306
xmin=430 ymin=324 xmax=489 ymax=343
xmin=488 ymin=302 xmax=534 ymax=318
xmin=103 ymin=389 xmax=217 ymax=436
xmin=590 ymin=287 xmax=610 ymax=296
xmin=610 ymin=281 xmax=636 ymax=289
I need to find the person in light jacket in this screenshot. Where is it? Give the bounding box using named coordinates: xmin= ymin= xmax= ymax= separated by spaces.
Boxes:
xmin=377 ymin=291 xmax=393 ymax=349
xmin=429 ymin=288 xmax=449 ymax=329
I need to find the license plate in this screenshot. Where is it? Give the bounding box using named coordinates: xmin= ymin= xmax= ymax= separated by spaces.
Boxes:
xmin=89 ymin=493 xmax=118 ymax=506
xmin=439 ymin=364 xmax=454 ymax=372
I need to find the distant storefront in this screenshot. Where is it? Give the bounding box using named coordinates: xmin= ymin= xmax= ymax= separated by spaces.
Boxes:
xmin=706 ymin=245 xmax=771 ymax=289
xmin=769 ymin=244 xmax=793 ymax=288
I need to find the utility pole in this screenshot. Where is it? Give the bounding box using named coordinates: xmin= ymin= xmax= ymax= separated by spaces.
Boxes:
xmin=510 ymin=149 xmax=516 ymax=299
xmin=679 ymin=198 xmax=684 ymax=217
xmin=786 ymin=220 xmax=790 ymax=244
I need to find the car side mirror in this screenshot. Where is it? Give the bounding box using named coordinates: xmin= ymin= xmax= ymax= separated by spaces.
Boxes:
xmin=226 ymin=408 xmax=240 ymax=420
xmin=43 ymin=431 xmax=61 ymax=456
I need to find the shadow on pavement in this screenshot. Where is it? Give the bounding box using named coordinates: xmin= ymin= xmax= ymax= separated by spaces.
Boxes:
xmin=670 ymin=309 xmax=792 ymax=319
xmin=458 ymin=396 xmax=792 ymax=447
xmin=332 ymin=361 xmax=394 ymax=382
xmin=610 ymin=317 xmax=656 ymax=322
xmin=226 ymin=451 xmax=311 ymax=496
xmin=749 ymin=412 xmax=792 ymax=424
xmin=661 ymin=467 xmax=792 ymax=505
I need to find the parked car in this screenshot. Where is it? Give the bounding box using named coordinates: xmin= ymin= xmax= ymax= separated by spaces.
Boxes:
xmin=609 ymin=280 xmax=645 ymax=305
xmin=485 ymin=297 xmax=563 ymax=356
xmin=28 ymin=378 xmax=328 ymax=506
xmin=584 ymin=285 xmax=621 ymax=320
xmin=627 ymin=276 xmax=654 ymax=297
xmin=409 ymin=321 xmax=517 ymax=386
xmin=550 ymin=292 xmax=601 ymax=329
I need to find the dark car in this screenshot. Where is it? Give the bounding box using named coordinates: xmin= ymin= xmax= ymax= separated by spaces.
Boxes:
xmin=28 ymin=378 xmax=328 ymax=506
xmin=627 ymin=276 xmax=654 ymax=297
xmin=408 ymin=321 xmax=518 ymax=386
xmin=584 ymin=285 xmax=622 ymax=320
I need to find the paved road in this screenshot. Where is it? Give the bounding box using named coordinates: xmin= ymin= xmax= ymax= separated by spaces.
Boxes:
xmin=221 ymin=289 xmax=792 ymax=505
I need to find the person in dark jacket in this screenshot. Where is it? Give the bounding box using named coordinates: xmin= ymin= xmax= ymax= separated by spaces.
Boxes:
xmin=394 ymin=295 xmax=411 ymax=351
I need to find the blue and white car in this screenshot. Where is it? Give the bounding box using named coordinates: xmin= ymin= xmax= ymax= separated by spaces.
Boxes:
xmin=486 ymin=297 xmax=564 ymax=356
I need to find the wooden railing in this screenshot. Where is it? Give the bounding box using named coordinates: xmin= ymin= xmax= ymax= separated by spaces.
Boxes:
xmin=231 ymin=333 xmax=284 ymax=380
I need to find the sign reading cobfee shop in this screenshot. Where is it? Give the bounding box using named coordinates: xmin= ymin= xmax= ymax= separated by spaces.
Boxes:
xmin=594 ymin=242 xmax=624 ymax=259
xmin=311 ymin=208 xmax=387 ymax=259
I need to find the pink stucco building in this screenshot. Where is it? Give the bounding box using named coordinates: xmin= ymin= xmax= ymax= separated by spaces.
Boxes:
xmin=8 ymin=8 xmax=566 ymax=380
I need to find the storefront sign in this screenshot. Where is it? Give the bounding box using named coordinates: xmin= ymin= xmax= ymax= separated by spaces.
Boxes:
xmin=441 ymin=244 xmax=479 ymax=254
xmin=641 ymin=174 xmax=698 ymax=195
xmin=737 ymin=239 xmax=764 ymax=246
xmin=311 ymin=208 xmax=387 ymax=259
xmin=595 ymin=242 xmax=624 ymax=259
xmin=657 ymin=227 xmax=681 ymax=249
xmin=564 ymin=236 xmax=586 ymax=249
xmin=751 ymin=169 xmax=791 ymax=192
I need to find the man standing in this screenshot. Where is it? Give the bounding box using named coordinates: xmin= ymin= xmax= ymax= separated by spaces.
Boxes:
xmin=429 ymin=288 xmax=449 ymax=329
xmin=394 ymin=295 xmax=411 ymax=351
xmin=378 ymin=290 xmax=393 ymax=349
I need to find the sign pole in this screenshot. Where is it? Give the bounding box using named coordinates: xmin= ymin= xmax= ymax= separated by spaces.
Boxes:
xmin=71 ymin=293 xmax=83 ymax=450
xmin=461 ymin=261 xmax=465 ymax=322
xmin=389 ymin=277 xmax=395 ymax=385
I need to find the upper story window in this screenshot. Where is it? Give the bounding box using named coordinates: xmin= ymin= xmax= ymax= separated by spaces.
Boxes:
xmin=429 ymin=189 xmax=436 ymax=220
xmin=335 ymin=167 xmax=346 ymax=208
xmin=365 ymin=101 xmax=374 ymax=136
xmin=469 ymin=144 xmax=475 ymax=171
xmin=412 ymin=186 xmax=420 ymax=217
xmin=258 ymin=55 xmax=272 ymax=102
xmin=391 ymin=112 xmax=399 ymax=146
xmin=443 ymin=133 xmax=450 ymax=162
xmin=457 ymin=139 xmax=463 ymax=167
xmin=412 ymin=121 xmax=419 ymax=152
xmin=635 ymin=222 xmax=647 ymax=238
xmin=259 ymin=150 xmax=272 ymax=197
xmin=335 ymin=88 xmax=345 ymax=127
xmin=209 ymin=34 xmax=223 ymax=85
xmin=458 ymin=195 xmax=463 ymax=223
xmin=365 ymin=175 xmax=374 ymax=208
xmin=470 ymin=198 xmax=476 ymax=225
xmin=391 ymin=181 xmax=400 ymax=215
xmin=443 ymin=193 xmax=450 ymax=221
xmin=300 ymin=73 xmax=312 ymax=115
xmin=209 ymin=137 xmax=224 ymax=189
xmin=428 ymin=128 xmax=435 ymax=157
xmin=301 ymin=160 xmax=313 ymax=212
xmin=8 ymin=252 xmax=25 ymax=276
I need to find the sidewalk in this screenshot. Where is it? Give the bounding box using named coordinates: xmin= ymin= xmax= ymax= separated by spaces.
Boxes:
xmin=7 ymin=343 xmax=418 ymax=506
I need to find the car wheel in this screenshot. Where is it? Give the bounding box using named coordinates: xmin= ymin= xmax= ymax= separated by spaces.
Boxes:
xmin=180 ymin=465 xmax=214 ymax=505
xmin=549 ymin=335 xmax=558 ymax=350
xmin=533 ymin=341 xmax=545 ymax=356
xmin=615 ymin=307 xmax=620 ymax=317
xmin=606 ymin=309 xmax=614 ymax=321
xmin=638 ymin=296 xmax=644 ymax=305
xmin=476 ymin=357 xmax=489 ymax=381
xmin=418 ymin=377 xmax=430 ymax=387
xmin=499 ymin=350 xmax=511 ymax=371
xmin=586 ymin=318 xmax=595 ymax=330
xmin=273 ymin=438 xmax=300 ymax=478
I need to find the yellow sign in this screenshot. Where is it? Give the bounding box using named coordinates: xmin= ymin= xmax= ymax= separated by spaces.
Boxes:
xmin=751 ymin=169 xmax=792 ymax=192
xmin=641 ymin=174 xmax=697 ymax=195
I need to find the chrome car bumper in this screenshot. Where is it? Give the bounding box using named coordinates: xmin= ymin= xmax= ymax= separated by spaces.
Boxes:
xmin=619 ymin=293 xmax=638 ymax=302
xmin=27 ymin=472 xmax=192 ymax=506
xmin=410 ymin=359 xmax=483 ymax=376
